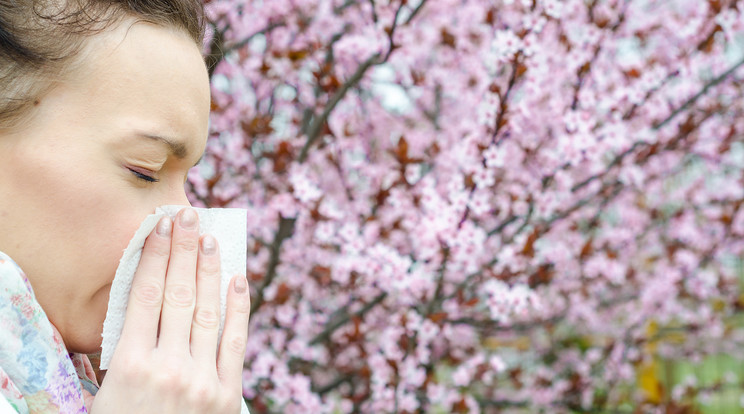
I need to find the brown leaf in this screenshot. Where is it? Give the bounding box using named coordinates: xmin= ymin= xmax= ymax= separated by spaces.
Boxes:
xmin=452 ymin=398 xmax=468 ymax=413
xmin=485 ymin=8 xmax=496 ymax=25
xmin=274 ymin=283 xmax=291 ymax=304
xmin=521 ymin=227 xmax=540 ymax=258
xmin=709 ymin=0 xmax=723 ymax=13
xmin=528 ymin=264 xmax=554 ymax=288
xmin=241 ymin=115 xmax=274 ymax=136
xmin=428 ymin=312 xmax=448 ymax=323
xmin=595 ymin=15 xmax=610 ymax=29
xmin=625 ymin=68 xmax=641 ymax=79
xmin=516 ymin=62 xmax=528 ymax=77
xmin=698 ymin=28 xmax=720 ymax=53
xmin=287 ymin=49 xmax=308 ymax=61
xmin=210 ymin=99 xmax=221 ymax=112
xmin=310 ymin=265 xmax=332 ymax=286
xmin=462 ymin=297 xmax=479 ymax=307
xmin=441 ymin=28 xmax=456 ymax=48
xmin=411 ymin=70 xmax=425 ymax=85
xmin=679 ymin=114 xmax=697 ymax=135
xmin=248 ymin=272 xmax=263 ymax=282
xmin=394 ymin=136 xmax=409 ymax=163
xmin=580 ymin=238 xmax=594 ymax=260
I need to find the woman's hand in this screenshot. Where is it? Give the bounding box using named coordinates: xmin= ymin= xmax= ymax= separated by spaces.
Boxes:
xmin=91 ymin=208 xmax=250 ymax=414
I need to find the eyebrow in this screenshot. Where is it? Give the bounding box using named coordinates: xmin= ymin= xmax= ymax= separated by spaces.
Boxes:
xmin=137 ymin=133 xmax=204 ymax=167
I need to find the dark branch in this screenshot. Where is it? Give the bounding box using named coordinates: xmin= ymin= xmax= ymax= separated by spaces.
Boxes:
xmin=653 ymin=56 xmax=744 ymax=130
xmin=298 ymin=52 xmax=381 ymax=163
xmin=309 ymin=292 xmax=387 ymax=346
xmin=250 ymin=216 xmax=297 ymax=314
xmin=298 ymin=0 xmax=430 ymax=162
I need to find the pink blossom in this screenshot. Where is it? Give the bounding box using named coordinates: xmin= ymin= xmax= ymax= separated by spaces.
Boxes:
xmin=199 ymin=0 xmax=744 ymax=411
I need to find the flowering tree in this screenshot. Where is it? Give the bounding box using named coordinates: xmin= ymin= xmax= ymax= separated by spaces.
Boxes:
xmin=191 ymin=0 xmax=744 ymax=412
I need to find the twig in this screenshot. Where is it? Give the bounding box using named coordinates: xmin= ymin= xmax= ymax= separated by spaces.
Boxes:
xmin=568 ymin=56 xmax=744 ymax=194
xmin=300 ymin=30 xmax=347 ymax=136
xmin=382 ymin=2 xmax=405 ymax=63
xmin=491 ymin=56 xmax=521 ymax=144
xmin=404 ymin=0 xmax=428 ymax=25
xmin=309 ymin=292 xmax=387 ymax=346
xmin=206 ymin=22 xmax=286 ymax=79
xmin=224 ymin=22 xmax=286 ymax=55
xmin=298 ymin=0 xmax=429 ymax=162
xmin=653 ymin=56 xmax=744 ymax=130
xmin=299 ymin=53 xmax=381 ymax=163
xmin=250 ymin=216 xmax=297 ymax=314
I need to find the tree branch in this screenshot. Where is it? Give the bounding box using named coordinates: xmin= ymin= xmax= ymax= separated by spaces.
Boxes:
xmin=653 ymin=56 xmax=744 ymax=130
xmin=226 ymin=22 xmax=286 ymax=56
xmin=298 ymin=0 xmax=429 ymax=163
xmin=309 ymin=292 xmax=387 ymax=346
xmin=206 ymin=22 xmax=286 ymax=79
xmin=250 ymin=216 xmax=297 ymax=314
xmin=298 ymin=52 xmax=381 ymax=163
xmin=567 ymin=56 xmax=744 ymax=194
xmin=491 ymin=56 xmax=521 ymax=144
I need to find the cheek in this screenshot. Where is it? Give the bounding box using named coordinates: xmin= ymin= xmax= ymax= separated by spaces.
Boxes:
xmin=13 ymin=145 xmax=146 ymax=291
xmin=5 ymin=146 xmax=151 ymax=351
xmin=73 ymin=204 xmax=154 ymax=304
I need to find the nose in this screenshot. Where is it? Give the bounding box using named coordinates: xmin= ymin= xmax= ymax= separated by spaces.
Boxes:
xmin=163 ymin=182 xmax=193 ymax=208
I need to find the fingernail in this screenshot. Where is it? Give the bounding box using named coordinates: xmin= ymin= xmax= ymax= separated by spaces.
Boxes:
xmin=201 ymin=234 xmax=216 ymax=255
xmin=180 ymin=208 xmax=197 ymax=230
xmin=156 ymin=217 xmax=172 ymax=236
xmin=234 ymin=275 xmax=247 ymax=294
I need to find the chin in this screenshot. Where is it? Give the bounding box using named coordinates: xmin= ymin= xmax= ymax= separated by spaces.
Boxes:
xmin=62 ymin=315 xmax=105 ymax=354
xmin=66 ymin=332 xmax=104 ymax=355
xmin=66 ymin=284 xmax=112 ymax=354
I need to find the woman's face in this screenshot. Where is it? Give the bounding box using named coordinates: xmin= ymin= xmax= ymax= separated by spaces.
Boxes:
xmin=0 ymin=20 xmax=211 ymax=353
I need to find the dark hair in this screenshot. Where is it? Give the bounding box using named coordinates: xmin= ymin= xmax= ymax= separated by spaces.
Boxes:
xmin=0 ymin=0 xmax=206 ymax=128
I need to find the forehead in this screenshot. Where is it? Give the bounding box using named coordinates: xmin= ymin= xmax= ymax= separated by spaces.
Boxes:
xmin=69 ymin=19 xmax=211 ymax=156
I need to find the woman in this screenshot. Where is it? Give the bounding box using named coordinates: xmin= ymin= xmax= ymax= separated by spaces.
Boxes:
xmin=0 ymin=1 xmax=251 ymax=412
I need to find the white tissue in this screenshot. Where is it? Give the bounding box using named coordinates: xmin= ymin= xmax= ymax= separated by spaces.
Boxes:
xmin=99 ymin=205 xmax=247 ymax=370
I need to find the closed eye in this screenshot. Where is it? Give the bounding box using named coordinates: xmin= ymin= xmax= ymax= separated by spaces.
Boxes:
xmin=127 ymin=167 xmax=159 ymax=183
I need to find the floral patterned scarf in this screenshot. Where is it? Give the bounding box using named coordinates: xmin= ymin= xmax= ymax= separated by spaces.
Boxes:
xmin=0 ymin=251 xmax=98 ymax=413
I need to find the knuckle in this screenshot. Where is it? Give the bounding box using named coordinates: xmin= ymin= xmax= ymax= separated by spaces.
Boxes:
xmin=218 ymin=393 xmax=241 ymax=413
xmin=146 ymin=238 xmax=171 ymax=258
xmin=194 ymin=306 xmax=220 ymax=330
xmin=199 ymin=260 xmax=220 ymax=278
xmin=155 ymin=371 xmax=183 ymax=394
xmin=132 ymin=282 xmax=163 ymax=307
xmin=174 ymin=237 xmax=198 ymax=253
xmin=226 ymin=334 xmax=247 ymax=356
xmin=154 ymin=359 xmax=187 ymax=391
xmin=165 ymin=284 xmax=195 ymax=307
xmin=188 ymin=381 xmax=218 ymax=407
xmin=112 ymin=355 xmax=145 ymax=383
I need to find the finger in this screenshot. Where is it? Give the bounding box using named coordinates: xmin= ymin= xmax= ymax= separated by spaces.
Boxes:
xmin=120 ymin=216 xmax=172 ymax=350
xmin=158 ymin=208 xmax=199 ymax=350
xmin=190 ymin=234 xmax=222 ymax=363
xmin=217 ymin=275 xmax=250 ymax=390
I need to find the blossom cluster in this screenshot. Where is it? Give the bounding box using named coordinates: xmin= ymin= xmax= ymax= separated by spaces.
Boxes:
xmin=194 ymin=0 xmax=744 ymax=412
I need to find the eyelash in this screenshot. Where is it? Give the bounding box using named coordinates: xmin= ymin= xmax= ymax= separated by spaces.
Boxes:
xmin=128 ymin=167 xmax=159 ymax=183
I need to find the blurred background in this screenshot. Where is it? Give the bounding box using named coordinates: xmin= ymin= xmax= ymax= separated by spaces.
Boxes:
xmin=192 ymin=0 xmax=744 ymax=412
